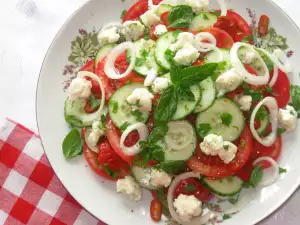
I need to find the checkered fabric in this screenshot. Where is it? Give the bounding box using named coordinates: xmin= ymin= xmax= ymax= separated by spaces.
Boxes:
xmin=0 ymin=118 xmax=106 ymax=225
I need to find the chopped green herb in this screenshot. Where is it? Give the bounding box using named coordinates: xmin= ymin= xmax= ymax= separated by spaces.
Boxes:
xmin=135 ymin=57 xmax=145 ymax=67
xmin=158 ymin=160 xmax=186 ymax=174
xmin=184 ymin=184 xmax=196 ymax=192
xmin=255 ymin=106 xmax=268 ymax=121
xmin=197 ymin=123 xmax=212 ymax=138
xmin=279 ymin=167 xmax=287 ymax=174
xmin=131 ymin=110 xmax=144 ymax=122
xmin=241 ymin=140 xmax=245 ymax=148
xmin=249 ymin=165 xmax=263 ymax=188
xmin=112 ymin=101 xmax=119 ymax=114
xmin=241 ymin=34 xmax=253 ymax=43
xmin=120 ymin=10 xmax=127 ymax=19
xmin=141 ymin=49 xmax=148 ymax=58
xmin=220 ymin=113 xmax=233 ymax=127
xmin=244 ymin=88 xmax=263 ymax=101
xmin=89 ymin=95 xmax=101 ymax=110
xmin=224 ymin=144 xmax=229 ymax=150
xmin=211 ymin=11 xmax=221 ymax=17
xmin=120 ymin=122 xmax=130 ymax=131
xmin=290 ymin=85 xmax=300 ymax=110
xmin=223 ymin=214 xmax=231 ymax=220
xmin=228 ymin=196 xmax=239 ymax=205
xmin=277 ymin=128 xmax=286 ymax=136
xmin=202 ymin=13 xmax=209 ymax=20
xmin=164 ymin=49 xmax=176 ymax=65
xmin=265 ymin=86 xmax=275 ymax=94
xmin=103 ymin=165 xmax=118 ymax=179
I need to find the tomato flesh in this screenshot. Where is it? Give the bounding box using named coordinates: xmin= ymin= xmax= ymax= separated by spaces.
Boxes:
xmin=202 ymin=28 xmax=234 ymax=48
xmin=187 ymin=126 xmax=253 ymax=178
xmin=173 ymin=178 xmax=212 ymax=202
xmin=80 ymin=59 xmax=95 ymax=73
xmin=270 ymin=69 xmax=290 ymax=108
xmin=150 ymin=199 xmax=162 ymax=222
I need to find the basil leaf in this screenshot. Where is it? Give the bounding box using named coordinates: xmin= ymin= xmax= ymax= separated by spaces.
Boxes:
xmin=62 ymin=129 xmax=83 ymax=159
xmin=265 ymin=86 xmax=275 ymax=94
xmin=220 ymin=113 xmax=232 ymax=127
xmin=148 ymin=124 xmax=168 ymax=143
xmin=165 ymin=49 xmax=176 ymax=66
xmin=180 ymin=63 xmax=218 ymax=84
xmin=241 ymin=34 xmax=253 ymax=43
xmin=131 ymin=110 xmax=144 ymax=122
xmin=120 ymin=10 xmax=127 ymax=19
xmin=155 ymin=86 xmax=178 ymax=124
xmin=89 ymin=95 xmax=101 ymax=110
xmin=279 ymin=167 xmax=287 ymax=174
xmin=170 ymin=65 xmax=182 ymax=86
xmin=158 ymin=160 xmax=186 ymax=174
xmin=184 ymin=184 xmax=196 ymax=192
xmin=249 ymin=165 xmax=263 ymax=188
xmin=197 ymin=123 xmax=212 ymax=138
xmin=290 ymin=85 xmax=300 ymax=110
xmin=120 ymin=122 xmax=130 ymax=131
xmin=256 ymin=49 xmax=274 ymax=72
xmin=277 ymin=128 xmax=286 ymax=136
xmin=103 ymin=165 xmax=118 ymax=179
xmin=243 ymin=89 xmax=263 ymax=101
xmin=177 ymin=85 xmax=195 ymax=101
xmin=111 ymin=101 xmax=119 ymax=114
xmin=151 ymin=146 xmax=165 ymax=162
xmin=167 ymin=5 xmax=193 ymax=28
xmin=65 ymin=115 xmax=83 ymax=127
xmin=156 ymin=189 xmax=170 ymax=216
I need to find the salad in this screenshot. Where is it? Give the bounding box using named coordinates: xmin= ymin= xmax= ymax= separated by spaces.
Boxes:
xmin=62 ymin=0 xmax=300 ymax=224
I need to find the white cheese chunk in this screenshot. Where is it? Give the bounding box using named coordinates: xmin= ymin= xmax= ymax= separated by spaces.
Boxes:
xmin=87 ymin=121 xmax=105 ymax=147
xmin=150 ymin=169 xmax=172 ymax=188
xmin=122 ymin=20 xmax=145 ymax=41
xmin=200 ymin=134 xmax=224 ymax=156
xmin=152 ymin=77 xmax=170 ymax=93
xmin=170 ymin=32 xmax=195 ymax=52
xmin=174 ymin=44 xmax=200 ymax=66
xmin=98 ymin=27 xmax=120 ymax=45
xmin=116 ymin=176 xmax=142 ymax=201
xmin=216 ymin=68 xmax=243 ymax=93
xmin=173 ymin=194 xmax=202 ymax=222
xmin=154 ymin=24 xmax=168 ymax=36
xmin=68 ymin=77 xmax=92 ymax=101
xmin=219 ymin=141 xmax=238 ymax=164
xmin=140 ymin=9 xmax=161 ymax=27
xmin=127 ymin=88 xmax=154 ymax=112
xmin=238 ymin=95 xmax=252 ymax=111
xmin=278 ymin=105 xmax=298 ymax=131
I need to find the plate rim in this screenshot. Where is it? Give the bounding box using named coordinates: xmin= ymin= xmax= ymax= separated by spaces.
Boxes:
xmin=35 ymin=0 xmax=300 ymax=224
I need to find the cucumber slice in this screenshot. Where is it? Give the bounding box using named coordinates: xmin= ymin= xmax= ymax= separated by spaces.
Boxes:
xmin=194 ymin=77 xmax=216 ymax=113
xmin=172 ymin=84 xmax=201 ymax=120
xmin=94 ymin=44 xmax=116 ymax=68
xmin=255 ymin=106 xmax=270 ymax=136
xmin=155 ymin=31 xmax=181 ymax=70
xmin=157 ymin=121 xmax=197 ymax=162
xmin=131 ymin=166 xmax=158 ymax=190
xmin=196 ymin=98 xmax=245 ymax=141
xmin=205 ymin=48 xmax=231 ymax=63
xmin=108 ymin=83 xmax=150 ymax=128
xmin=202 ymin=176 xmax=243 ymax=197
xmin=189 ymin=12 xmax=218 ymax=32
xmin=127 ymin=39 xmax=162 ymax=76
xmin=156 ymin=4 xmax=172 ymax=16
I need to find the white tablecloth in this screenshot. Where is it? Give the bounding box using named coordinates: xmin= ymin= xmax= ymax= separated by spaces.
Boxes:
xmin=0 ymin=0 xmax=299 ymax=224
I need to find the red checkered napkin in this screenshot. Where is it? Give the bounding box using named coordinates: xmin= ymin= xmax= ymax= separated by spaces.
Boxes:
xmin=0 ymin=118 xmax=106 ymax=225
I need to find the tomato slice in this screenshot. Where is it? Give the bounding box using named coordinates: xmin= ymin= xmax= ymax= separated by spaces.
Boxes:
xmin=80 ymin=59 xmax=95 ymax=73
xmin=270 ymin=69 xmax=290 ymax=108
xmin=214 ymin=10 xmax=252 ymax=42
xmin=149 ymin=25 xmax=159 ymax=40
xmin=173 ymin=178 xmax=212 ymax=202
xmin=202 ymin=28 xmax=234 ymax=48
xmin=258 ymin=15 xmax=270 ymax=37
xmin=187 ymin=126 xmax=253 ymax=178
xmin=106 ymin=117 xmax=135 ymax=164
xmin=150 ymin=199 xmax=162 ymax=222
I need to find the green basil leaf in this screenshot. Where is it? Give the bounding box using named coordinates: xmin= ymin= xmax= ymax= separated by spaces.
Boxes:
xmin=197 ymin=123 xmax=212 ymax=138
xmin=256 ymin=49 xmax=274 ymax=72
xmin=249 ymin=165 xmax=263 ymax=188
xmin=176 ymin=85 xmax=195 ymax=101
xmin=120 ymin=10 xmax=127 ymax=19
xmin=167 ymin=5 xmax=194 ymax=28
xmin=240 ymin=34 xmax=253 ymax=43
xmin=164 ymin=49 xmax=176 ymax=66
xmin=148 ymin=124 xmax=168 ymax=143
xmin=290 ymin=85 xmax=300 ymax=110
xmin=184 ymin=183 xmax=196 ymax=192
xmin=62 ymin=129 xmax=83 ymax=159
xmin=170 ymin=65 xmax=182 ymax=86
xmin=220 ymin=113 xmax=232 ymax=127
xmin=151 ymin=146 xmax=165 ymax=162
xmin=158 ymin=160 xmax=186 ymax=174
xmin=64 ymin=115 xmax=83 ymax=127
xmin=279 ymin=167 xmax=287 ymax=174
xmin=243 ymin=89 xmax=263 ymax=101
xmin=103 ymin=165 xmax=118 ymax=178
xmin=120 ymin=122 xmax=130 ymax=131
xmin=89 ymin=95 xmax=101 ymax=110
xmin=277 ymin=128 xmax=286 ymax=136
xmin=265 ymin=86 xmax=275 ymax=94
xmin=155 ymin=86 xmax=178 ymax=124
xmin=180 ymin=63 xmax=218 ymax=84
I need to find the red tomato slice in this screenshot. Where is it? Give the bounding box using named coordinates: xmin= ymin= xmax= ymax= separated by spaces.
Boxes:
xmin=160 ymin=12 xmax=168 ymax=26
xmin=202 ymin=28 xmax=234 ymax=48
xmin=106 ymin=117 xmax=135 ymax=164
xmin=80 ymin=59 xmax=95 ymax=73
xmin=187 ymin=126 xmax=253 ymax=178
xmin=173 ymin=178 xmax=212 ymax=202
xmin=214 ymin=10 xmax=252 ymax=42
xmin=150 ymin=199 xmax=162 ymax=222
xmin=270 ymin=69 xmax=290 ymax=108
xmin=149 ymin=26 xmax=159 ymax=40
xmin=123 ymin=0 xmax=163 ymax=22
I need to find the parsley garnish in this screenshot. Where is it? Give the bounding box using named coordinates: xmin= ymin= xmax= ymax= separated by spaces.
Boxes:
xmin=111 ymin=101 xmax=119 ymax=114
xmin=223 ymin=214 xmax=231 ymax=220
xmin=89 ymin=95 xmax=101 ymax=110
xmin=279 ymin=167 xmax=287 ymax=174
xmin=241 ymin=140 xmax=245 ymax=148
xmin=197 ymin=123 xmax=212 ymax=138
xmin=249 ymin=165 xmax=263 ymax=188
xmin=103 ymin=165 xmax=118 ymax=179
xmin=255 ymin=106 xmax=268 ymax=121
xmin=277 ymin=128 xmax=286 ymax=136
xmin=290 ymin=85 xmax=300 ymax=110
xmin=184 ymin=183 xmax=196 ymax=192
xmin=120 ymin=122 xmax=130 ymax=131
xmin=120 ymin=10 xmax=127 ymax=19
xmin=131 ymin=110 xmax=144 ymax=122
xmin=220 ymin=113 xmax=232 ymax=127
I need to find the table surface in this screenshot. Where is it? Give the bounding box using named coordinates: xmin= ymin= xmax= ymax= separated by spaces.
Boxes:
xmin=1 ymin=0 xmax=300 ymax=224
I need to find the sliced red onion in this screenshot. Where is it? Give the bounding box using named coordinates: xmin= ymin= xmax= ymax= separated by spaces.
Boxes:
xmin=144 ymin=69 xmax=157 ymax=87
xmin=77 ymin=71 xmax=105 ymax=122
xmin=230 ymin=42 xmax=270 ymax=85
xmin=104 ymin=42 xmax=136 ymax=79
xmin=250 ymin=97 xmax=278 ymax=147
xmin=120 ymin=123 xmax=149 ymax=155
xmin=194 ymin=32 xmax=217 ymax=53
xmin=253 ymin=157 xmax=280 ymax=186
xmin=273 ymin=49 xmax=292 ymax=74
xmin=167 ymin=172 xmax=214 ymax=225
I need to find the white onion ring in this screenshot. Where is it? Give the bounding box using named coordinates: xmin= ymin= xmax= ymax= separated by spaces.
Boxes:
xmin=104 ymin=42 xmax=136 ymax=79
xmin=250 ymin=97 xmax=278 ymax=147
xmin=167 ymin=172 xmax=214 ymax=225
xmin=144 ymin=69 xmax=157 ymax=87
xmin=253 ymin=157 xmax=280 ymax=186
xmin=77 ymin=71 xmax=105 ymax=123
xmin=273 ymin=49 xmax=292 ymax=74
xmin=194 ymin=32 xmax=217 ymax=53
xmin=230 ymin=42 xmax=270 ymax=85
xmin=217 ymin=0 xmax=227 ymax=16
xmin=120 ymin=123 xmax=149 ymax=155
xmin=256 ymin=48 xmax=279 ymax=87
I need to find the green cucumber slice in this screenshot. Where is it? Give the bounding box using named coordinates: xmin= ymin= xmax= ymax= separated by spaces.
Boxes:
xmin=108 ymin=83 xmax=150 ymax=128
xmin=156 ymin=4 xmax=172 ymax=16
xmin=202 ymin=176 xmax=243 ymax=197
xmin=189 ymin=12 xmax=218 ymax=32
xmin=94 ymin=44 xmax=116 ymax=68
xmin=205 ymin=48 xmax=231 ymax=63
xmin=194 ymin=77 xmax=216 ymax=113
xmin=196 ymin=98 xmax=245 ymax=141
xmin=155 ymin=31 xmax=181 ymax=70
xmin=131 ymin=166 xmax=158 ymax=190
xmin=127 ymin=39 xmax=162 ymax=76
xmin=157 ymin=121 xmax=197 ymax=162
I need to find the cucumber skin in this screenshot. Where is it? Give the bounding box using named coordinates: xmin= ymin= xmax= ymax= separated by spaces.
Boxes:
xmin=64 ymin=99 xmax=86 ymax=128
xmin=202 ymin=177 xmax=243 ymax=197
xmin=131 ymin=167 xmax=158 ymax=190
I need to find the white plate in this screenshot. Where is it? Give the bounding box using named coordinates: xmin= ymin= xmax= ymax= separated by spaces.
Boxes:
xmin=36 ymin=0 xmax=300 ymax=224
